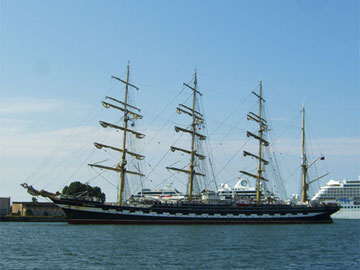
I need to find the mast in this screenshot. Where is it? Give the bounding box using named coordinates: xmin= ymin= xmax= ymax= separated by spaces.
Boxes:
xmin=119 ymin=64 xmax=130 ymax=205
xmin=188 ymin=71 xmax=197 ymax=201
xmin=89 ymin=63 xmax=145 ymax=206
xmin=300 ymin=105 xmax=329 ymax=203
xmin=256 ymin=81 xmax=264 ymax=202
xmin=301 ymin=105 xmax=308 ymax=203
xmin=166 ymin=71 xmax=206 ymax=202
xmin=240 ymin=80 xmax=269 ymax=204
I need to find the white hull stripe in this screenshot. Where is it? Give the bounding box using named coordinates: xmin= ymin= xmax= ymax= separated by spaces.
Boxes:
xmin=57 ymin=204 xmax=324 ymax=219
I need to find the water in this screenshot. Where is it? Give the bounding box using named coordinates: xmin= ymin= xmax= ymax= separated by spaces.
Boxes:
xmin=0 ymin=220 xmax=359 ymax=270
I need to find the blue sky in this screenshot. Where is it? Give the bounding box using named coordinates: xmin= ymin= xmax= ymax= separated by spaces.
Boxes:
xmin=0 ymin=0 xmax=359 ymax=202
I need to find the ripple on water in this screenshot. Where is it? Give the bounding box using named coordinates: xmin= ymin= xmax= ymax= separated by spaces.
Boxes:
xmin=1 ymin=220 xmax=359 ymax=270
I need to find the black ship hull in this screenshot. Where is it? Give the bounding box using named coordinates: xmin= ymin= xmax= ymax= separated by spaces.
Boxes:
xmin=52 ymin=198 xmax=339 ymax=225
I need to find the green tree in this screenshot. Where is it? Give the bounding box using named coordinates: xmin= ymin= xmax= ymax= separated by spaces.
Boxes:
xmin=25 ymin=209 xmax=33 ymax=216
xmin=62 ymin=181 xmax=105 ymax=202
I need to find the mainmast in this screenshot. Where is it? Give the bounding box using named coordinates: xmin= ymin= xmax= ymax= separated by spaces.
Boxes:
xmin=166 ymin=71 xmax=206 ymax=202
xmin=89 ymin=64 xmax=145 ymax=206
xmin=240 ymin=81 xmax=269 ymax=203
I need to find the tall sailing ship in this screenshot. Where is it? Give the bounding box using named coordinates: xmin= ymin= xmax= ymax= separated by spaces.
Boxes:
xmin=22 ymin=65 xmax=339 ymax=224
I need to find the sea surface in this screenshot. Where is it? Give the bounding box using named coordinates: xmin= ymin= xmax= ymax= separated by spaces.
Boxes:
xmin=0 ymin=219 xmax=359 ymax=270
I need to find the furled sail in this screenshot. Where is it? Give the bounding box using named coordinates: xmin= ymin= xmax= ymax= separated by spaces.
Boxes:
xmin=166 ymin=166 xmax=205 ymax=177
xmin=102 ymin=101 xmax=143 ymax=119
xmin=179 ymin=104 xmax=203 ymax=117
xmin=170 ymin=146 xmax=206 ymax=160
xmin=105 ymin=96 xmax=141 ymax=112
xmin=99 ymin=121 xmax=145 ymax=139
xmin=94 ymin=142 xmax=144 ymax=160
xmin=88 ymin=163 xmax=145 ymax=176
xmin=246 ymin=131 xmax=269 ymax=146
xmin=176 ymin=107 xmax=204 ymax=123
xmin=174 ymin=126 xmax=206 ymax=140
xmin=247 ymin=112 xmax=267 ymax=126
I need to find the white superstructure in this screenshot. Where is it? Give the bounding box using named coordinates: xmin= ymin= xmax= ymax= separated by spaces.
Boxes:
xmin=311 ymin=177 xmax=360 ymax=219
xmin=131 ymin=186 xmax=185 ymax=203
xmin=218 ymin=178 xmax=257 ymax=201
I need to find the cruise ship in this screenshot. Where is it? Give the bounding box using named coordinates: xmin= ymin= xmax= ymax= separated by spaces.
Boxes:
xmin=312 ymin=177 xmax=360 ymax=219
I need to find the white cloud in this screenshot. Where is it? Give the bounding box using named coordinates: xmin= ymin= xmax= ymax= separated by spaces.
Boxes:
xmin=0 ymin=126 xmax=100 ymax=158
xmin=0 ymin=97 xmax=67 ymax=115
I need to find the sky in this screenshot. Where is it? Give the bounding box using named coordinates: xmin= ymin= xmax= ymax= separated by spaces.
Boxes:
xmin=0 ymin=0 xmax=359 ymax=202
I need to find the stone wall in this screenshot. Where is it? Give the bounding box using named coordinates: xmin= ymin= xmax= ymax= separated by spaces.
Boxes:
xmin=11 ymin=202 xmax=65 ymax=217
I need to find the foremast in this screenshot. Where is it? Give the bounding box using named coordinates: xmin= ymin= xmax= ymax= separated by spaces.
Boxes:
xmin=240 ymin=81 xmax=269 ymax=203
xmin=166 ymin=71 xmax=206 ymax=202
xmin=89 ymin=64 xmax=145 ymax=206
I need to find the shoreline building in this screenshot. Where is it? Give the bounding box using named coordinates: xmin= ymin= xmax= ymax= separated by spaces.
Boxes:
xmin=0 ymin=197 xmax=11 ymax=217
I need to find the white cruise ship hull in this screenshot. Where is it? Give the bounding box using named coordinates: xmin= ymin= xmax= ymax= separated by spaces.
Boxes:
xmin=312 ymin=178 xmax=360 ymax=219
xmin=331 ymin=200 xmax=360 ymax=219
xmin=332 ymin=209 xmax=360 ymax=219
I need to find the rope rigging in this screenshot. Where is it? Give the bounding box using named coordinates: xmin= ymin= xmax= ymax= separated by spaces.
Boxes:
xmin=26 ymin=82 xmax=119 ymax=188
